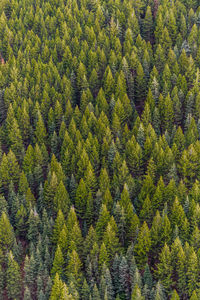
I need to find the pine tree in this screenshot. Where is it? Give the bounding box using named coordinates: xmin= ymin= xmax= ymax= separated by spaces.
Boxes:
xmin=143 ymin=6 xmax=153 ymax=42
xmin=0 ymin=211 xmax=14 ymax=253
xmin=84 ymin=162 xmax=97 ymax=195
xmin=75 ymin=178 xmax=88 ymax=218
xmin=0 ymin=150 xmax=20 ymax=192
xmin=44 ymin=172 xmax=58 ymax=212
xmin=50 ymin=273 xmax=64 ymax=300
xmin=134 ymin=222 xmax=151 ymax=269
xmin=100 ymin=265 xmax=114 ymax=300
xmin=53 ymin=181 xmax=70 ymax=215
xmin=113 ymin=202 xmax=126 ymax=246
xmin=8 ymin=118 xmax=24 ymax=160
xmin=103 ymin=67 xmax=115 ymax=100
xmin=81 ymin=278 xmax=90 ymax=300
xmin=66 ymin=249 xmax=83 ymax=288
xmin=143 ymin=264 xmax=153 ymax=297
xmin=35 ymin=111 xmax=47 ymax=145
xmin=52 ymin=210 xmax=65 ymax=245
xmin=168 ymin=11 xmax=177 ymax=43
xmin=93 ymin=284 xmax=101 ymax=300
xmin=186 ymin=249 xmax=199 ymax=296
xmin=24 ymin=286 xmax=32 ymax=300
xmin=170 ymin=290 xmax=180 ymax=300
xmin=156 ymin=244 xmax=173 ymax=293
xmin=140 ymin=196 xmax=153 ymax=224
xmin=6 ymin=251 xmax=21 ymax=299
xmin=190 ymin=291 xmax=198 ymax=300
xmin=135 ymin=63 xmax=146 ymax=104
xmin=111 ymin=253 xmax=120 ymax=295
xmin=118 ymin=256 xmax=130 ymax=299
xmin=131 ymin=284 xmax=144 ymax=300
xmin=96 ymin=204 xmax=110 ymax=238
xmin=154 ymin=281 xmax=166 ymax=299
xmin=51 ymin=245 xmax=65 ymax=279
xmin=27 ymin=209 xmax=40 ymax=244
xmin=103 ymin=219 xmax=120 ymax=260
xmin=99 ymin=243 xmax=109 ymax=271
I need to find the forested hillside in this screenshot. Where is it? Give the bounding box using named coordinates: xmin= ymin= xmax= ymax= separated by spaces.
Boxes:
xmin=0 ymin=0 xmax=200 ymax=299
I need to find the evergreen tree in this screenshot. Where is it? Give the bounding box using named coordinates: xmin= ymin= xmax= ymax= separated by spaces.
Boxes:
xmin=51 ymin=245 xmax=65 ymax=279
xmin=134 ymin=222 xmax=151 ymax=269
xmin=75 ymin=178 xmax=88 ymax=218
xmin=156 ymin=244 xmax=173 ymax=293
xmin=186 ymin=249 xmax=199 ymax=296
xmin=52 ymin=210 xmax=65 ymax=245
xmin=143 ymin=6 xmax=153 ymax=42
xmin=27 ymin=209 xmax=40 ymax=244
xmin=53 ymin=181 xmax=70 ymax=215
xmin=119 ymin=256 xmax=130 ymax=299
xmin=81 ymin=278 xmax=90 ymax=300
xmin=24 ymin=286 xmax=32 ymax=300
xmin=103 ymin=219 xmax=120 ymax=260
xmin=171 ymin=290 xmax=180 ymax=300
xmin=131 ymin=284 xmax=144 ymax=300
xmin=0 ymin=211 xmax=14 ymax=253
xmin=66 ymin=249 xmax=83 ymax=288
xmin=6 ymin=251 xmax=21 ymax=299
xmin=50 ymin=273 xmax=64 ymax=300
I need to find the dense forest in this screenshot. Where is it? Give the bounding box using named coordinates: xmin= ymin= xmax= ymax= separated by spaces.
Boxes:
xmin=1 ymin=0 xmax=200 ymax=299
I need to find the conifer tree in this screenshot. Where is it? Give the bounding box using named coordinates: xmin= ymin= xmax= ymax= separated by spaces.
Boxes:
xmin=190 ymin=291 xmax=198 ymax=300
xmin=81 ymin=278 xmax=90 ymax=300
xmin=103 ymin=219 xmax=120 ymax=260
xmin=171 ymin=290 xmax=180 ymax=300
xmin=66 ymin=249 xmax=83 ymax=288
xmin=53 ymin=181 xmax=70 ymax=215
xmin=75 ymin=178 xmax=88 ymax=218
xmin=119 ymin=256 xmax=130 ymax=299
xmin=50 ymin=273 xmax=64 ymax=300
xmin=131 ymin=284 xmax=144 ymax=300
xmin=156 ymin=244 xmax=173 ymax=293
xmin=93 ymin=284 xmax=101 ymax=300
xmin=143 ymin=6 xmax=153 ymax=42
xmin=0 ymin=211 xmax=14 ymax=253
xmin=52 ymin=210 xmax=65 ymax=245
xmin=51 ymin=245 xmax=65 ymax=279
xmin=186 ymin=249 xmax=199 ymax=296
xmin=134 ymin=222 xmax=151 ymax=269
xmin=27 ymin=209 xmax=40 ymax=243
xmin=6 ymin=251 xmax=21 ymax=299
xmin=96 ymin=204 xmax=111 ymax=238
xmin=99 ymin=242 xmax=109 ymax=271
xmin=24 ymin=286 xmax=32 ymax=300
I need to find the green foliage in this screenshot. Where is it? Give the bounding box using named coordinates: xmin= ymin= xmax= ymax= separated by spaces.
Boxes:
xmin=0 ymin=211 xmax=14 ymax=253
xmin=156 ymin=244 xmax=173 ymax=292
xmin=6 ymin=251 xmax=21 ymax=299
xmin=51 ymin=245 xmax=65 ymax=279
xmin=0 ymin=0 xmax=200 ymax=298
